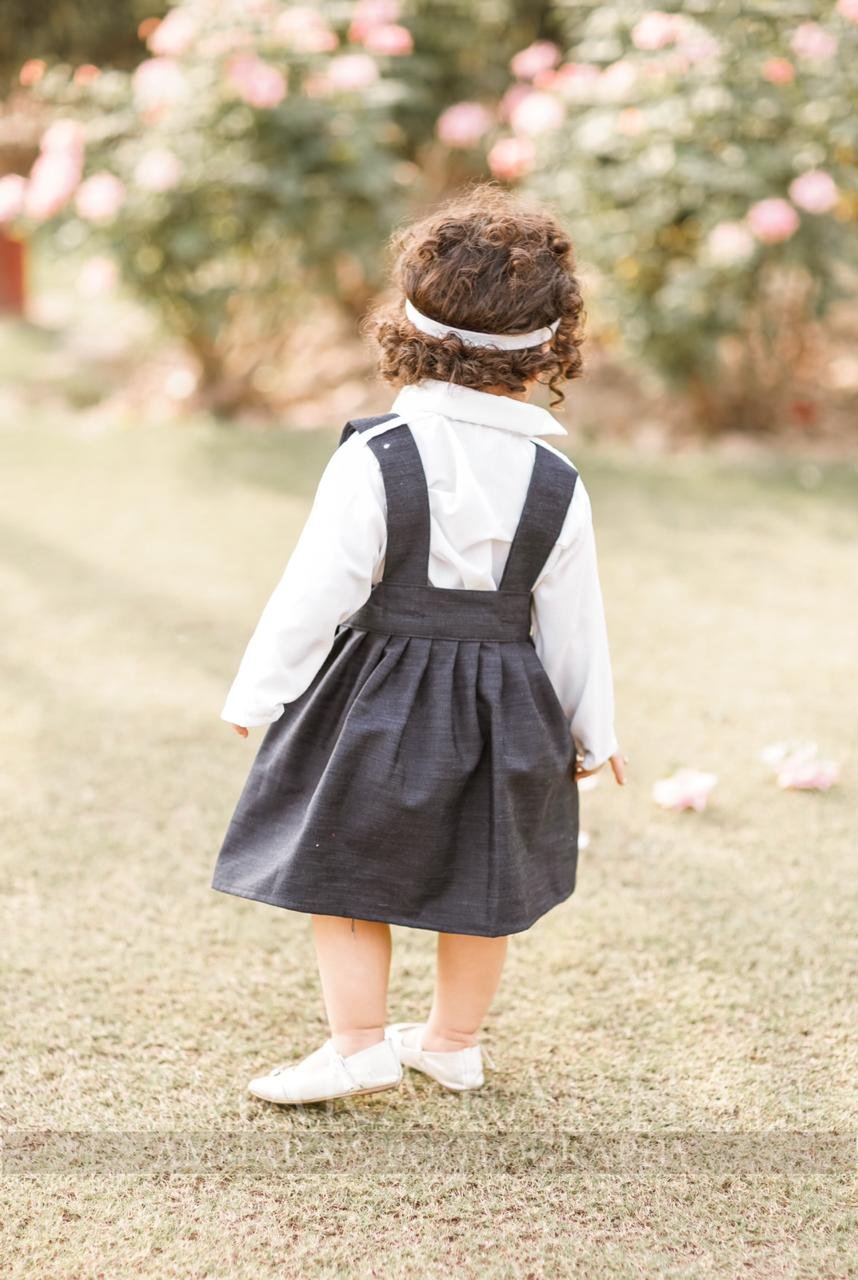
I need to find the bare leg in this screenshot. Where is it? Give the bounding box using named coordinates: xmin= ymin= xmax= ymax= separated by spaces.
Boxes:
xmin=423 ymin=932 xmax=509 ymax=1052
xmin=310 ymin=915 xmax=392 ymax=1057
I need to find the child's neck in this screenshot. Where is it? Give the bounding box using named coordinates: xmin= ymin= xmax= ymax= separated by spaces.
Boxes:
xmin=482 ymin=383 xmax=534 ymax=402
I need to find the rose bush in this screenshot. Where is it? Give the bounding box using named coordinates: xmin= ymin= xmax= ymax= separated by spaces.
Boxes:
xmin=480 ymin=2 xmax=858 ymax=429
xmin=5 ymin=0 xmax=419 ymax=409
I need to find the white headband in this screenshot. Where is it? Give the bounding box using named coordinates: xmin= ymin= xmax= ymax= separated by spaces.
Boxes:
xmin=404 ymin=298 xmax=560 ymax=350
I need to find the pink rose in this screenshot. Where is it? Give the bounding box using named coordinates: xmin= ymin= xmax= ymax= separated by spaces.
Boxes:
xmin=0 ymin=174 xmax=26 ymax=223
xmin=789 ymin=170 xmax=838 ymax=214
xmin=652 ymin=768 xmax=717 ymax=813
xmin=553 ymin=62 xmax=601 ymax=102
xmin=746 ymin=198 xmax=800 ymax=244
xmin=19 ymin=58 xmax=46 ymax=86
xmin=274 ymin=8 xmax=338 ymax=53
xmin=680 ymin=33 xmax=719 ymax=65
xmin=325 ymin=53 xmax=379 ymax=91
xmin=133 ymin=58 xmax=189 ymax=110
xmin=487 ymin=136 xmax=535 ymax=182
xmin=498 ymin=84 xmax=531 ymax=122
xmin=509 ymin=90 xmax=564 ymax=136
xmin=790 ymin=22 xmax=837 ymax=60
xmin=510 ymin=41 xmax=561 ymax=81
xmin=75 ymin=173 xmax=126 ymax=223
xmin=837 ymin=0 xmax=858 ymax=22
xmin=134 ymin=148 xmax=182 ymax=192
xmin=597 ymin=59 xmax=639 ymax=103
xmin=77 ymin=255 xmax=118 ymax=297
xmin=24 ymin=152 xmax=83 ymax=220
xmin=362 ymin=23 xmax=413 ymax=56
xmin=706 ymin=220 xmax=755 ymax=265
xmin=227 ymin=55 xmax=287 ymax=109
xmin=73 ymin=64 xmax=101 ymax=86
xmin=616 ymin=107 xmax=646 ymax=137
xmin=40 ymin=119 xmax=86 ymax=160
xmin=348 ymin=0 xmax=400 ymax=42
xmin=436 ymin=101 xmax=493 ymax=148
xmin=147 ymin=9 xmax=197 ymax=57
xmin=761 ymin=57 xmax=795 ymax=85
xmin=631 ymin=10 xmax=684 ymax=51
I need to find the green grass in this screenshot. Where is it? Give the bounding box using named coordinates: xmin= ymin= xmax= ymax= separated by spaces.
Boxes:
xmin=1 ymin=409 xmax=856 ymax=1279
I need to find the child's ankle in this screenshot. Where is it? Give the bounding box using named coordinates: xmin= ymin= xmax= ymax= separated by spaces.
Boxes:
xmin=331 ymin=1027 xmax=385 ymax=1057
xmin=422 ymin=1026 xmax=479 ymax=1052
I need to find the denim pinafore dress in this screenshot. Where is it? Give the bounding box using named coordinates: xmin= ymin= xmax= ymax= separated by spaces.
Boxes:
xmin=211 ymin=413 xmax=580 ymax=937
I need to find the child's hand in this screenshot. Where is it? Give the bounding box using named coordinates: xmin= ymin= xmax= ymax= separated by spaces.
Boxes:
xmin=230 ymin=724 xmax=249 ymax=738
xmin=575 ymin=751 xmax=627 ymax=786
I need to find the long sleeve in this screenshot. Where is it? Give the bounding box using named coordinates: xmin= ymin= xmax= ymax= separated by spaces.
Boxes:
xmin=530 ymin=477 xmax=618 ymax=770
xmin=220 ymin=434 xmax=387 ymax=727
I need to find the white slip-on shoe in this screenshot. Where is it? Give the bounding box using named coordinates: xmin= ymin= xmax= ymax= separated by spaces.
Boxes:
xmin=386 ymin=1022 xmax=485 ymax=1091
xmin=248 ymin=1036 xmax=402 ymax=1105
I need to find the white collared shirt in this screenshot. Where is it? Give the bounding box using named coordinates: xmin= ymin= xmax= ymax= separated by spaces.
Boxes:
xmin=221 ymin=378 xmax=619 ymax=769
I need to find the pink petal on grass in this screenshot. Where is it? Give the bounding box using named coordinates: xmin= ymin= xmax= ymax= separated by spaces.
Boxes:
xmin=776 ymin=758 xmax=840 ymax=791
xmin=652 ymin=768 xmax=717 ymax=812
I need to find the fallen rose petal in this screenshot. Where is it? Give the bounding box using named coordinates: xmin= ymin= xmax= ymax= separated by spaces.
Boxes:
xmin=776 ymin=758 xmax=839 ymax=790
xmin=652 ymin=768 xmax=717 ymax=812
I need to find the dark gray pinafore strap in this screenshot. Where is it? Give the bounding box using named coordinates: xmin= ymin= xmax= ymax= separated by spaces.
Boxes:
xmin=341 ymin=414 xmax=431 ymax=586
xmin=499 ymin=443 xmax=579 ymax=592
xmin=339 ymin=414 xmax=578 ymax=640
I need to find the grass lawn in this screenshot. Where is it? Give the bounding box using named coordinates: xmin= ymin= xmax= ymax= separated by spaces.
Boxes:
xmin=2 ymin=405 xmax=856 ymax=1279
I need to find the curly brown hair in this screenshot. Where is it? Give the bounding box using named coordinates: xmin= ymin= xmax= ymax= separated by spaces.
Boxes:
xmin=363 ymin=183 xmax=585 ymax=406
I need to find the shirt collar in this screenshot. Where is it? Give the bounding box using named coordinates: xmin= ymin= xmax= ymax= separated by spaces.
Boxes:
xmin=390 ymin=379 xmax=567 ymax=438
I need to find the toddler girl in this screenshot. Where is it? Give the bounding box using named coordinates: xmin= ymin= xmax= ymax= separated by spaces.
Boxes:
xmin=211 ymin=184 xmax=625 ymax=1105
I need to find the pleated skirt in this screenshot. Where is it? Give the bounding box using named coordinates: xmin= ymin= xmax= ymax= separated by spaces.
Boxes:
xmin=211 ymin=624 xmax=579 ymax=937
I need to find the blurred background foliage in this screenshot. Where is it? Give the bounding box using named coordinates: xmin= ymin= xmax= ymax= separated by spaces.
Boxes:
xmin=0 ymin=0 xmax=856 ymax=433
xmin=0 ymin=1 xmax=169 ymax=90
